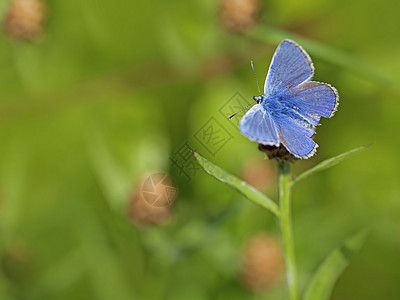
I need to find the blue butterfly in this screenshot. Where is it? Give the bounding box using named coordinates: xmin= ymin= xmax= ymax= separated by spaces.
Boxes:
xmin=239 ymin=39 xmax=339 ymax=159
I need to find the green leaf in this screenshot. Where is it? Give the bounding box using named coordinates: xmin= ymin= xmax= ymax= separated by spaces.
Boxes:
xmin=193 ymin=152 xmax=280 ymax=217
xmin=303 ymin=229 xmax=368 ymax=300
xmin=292 ymin=145 xmax=370 ymax=186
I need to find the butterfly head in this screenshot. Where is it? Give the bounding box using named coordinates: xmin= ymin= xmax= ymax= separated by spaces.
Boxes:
xmin=253 ymin=95 xmax=263 ymax=104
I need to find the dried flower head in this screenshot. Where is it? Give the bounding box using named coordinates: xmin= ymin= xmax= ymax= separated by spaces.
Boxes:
xmin=258 ymin=144 xmax=297 ymax=162
xmin=128 ymin=173 xmax=176 ymax=226
xmin=3 ymin=0 xmax=47 ymax=41
xmin=258 ymin=133 xmax=317 ymax=162
xmin=240 ymin=233 xmax=284 ymax=291
xmin=218 ymin=0 xmax=261 ymax=33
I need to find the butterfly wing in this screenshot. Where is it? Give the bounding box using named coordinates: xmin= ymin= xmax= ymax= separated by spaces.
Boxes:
xmin=274 ymin=114 xmax=318 ymax=158
xmin=239 ymin=104 xmax=279 ymax=146
xmin=283 ymin=81 xmax=339 ymax=119
xmin=272 ymin=81 xmax=339 ymax=158
xmin=264 ymin=39 xmax=314 ymax=97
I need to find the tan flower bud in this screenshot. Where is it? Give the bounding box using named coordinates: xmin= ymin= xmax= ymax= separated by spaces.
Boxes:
xmin=218 ymin=0 xmax=261 ymax=33
xmin=4 ymin=0 xmax=47 ymax=41
xmin=128 ymin=173 xmax=176 ymax=227
xmin=240 ymin=233 xmax=284 ymax=291
xmin=258 ymin=144 xmax=298 ymax=162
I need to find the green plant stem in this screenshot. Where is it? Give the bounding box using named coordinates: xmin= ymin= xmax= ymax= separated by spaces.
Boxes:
xmin=277 ymin=162 xmax=298 ymax=300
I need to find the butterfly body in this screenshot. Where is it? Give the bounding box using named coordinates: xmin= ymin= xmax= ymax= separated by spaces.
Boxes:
xmin=261 ymin=95 xmax=286 ymax=113
xmin=239 ymin=40 xmax=339 ymax=159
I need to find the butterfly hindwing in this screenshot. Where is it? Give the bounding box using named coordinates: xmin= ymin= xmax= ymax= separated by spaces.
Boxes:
xmin=273 ymin=112 xmax=318 ymax=158
xmin=239 ymin=104 xmax=279 ymax=146
xmin=282 ymin=81 xmax=339 ymax=119
xmin=264 ymin=39 xmax=314 ymax=97
xmin=272 ymin=81 xmax=339 ymax=157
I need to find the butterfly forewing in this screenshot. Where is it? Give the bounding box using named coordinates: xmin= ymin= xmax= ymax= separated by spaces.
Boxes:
xmin=239 ymin=104 xmax=279 ymax=146
xmin=264 ymin=40 xmax=314 ymax=97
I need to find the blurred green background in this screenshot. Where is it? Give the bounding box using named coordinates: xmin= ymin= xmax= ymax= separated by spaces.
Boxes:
xmin=0 ymin=0 xmax=399 ymax=299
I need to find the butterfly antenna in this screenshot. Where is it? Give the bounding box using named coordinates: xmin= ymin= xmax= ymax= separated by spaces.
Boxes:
xmin=251 ymin=60 xmax=261 ymax=94
xmin=228 ymin=102 xmax=254 ymax=120
xmin=228 ymin=60 xmax=260 ymax=120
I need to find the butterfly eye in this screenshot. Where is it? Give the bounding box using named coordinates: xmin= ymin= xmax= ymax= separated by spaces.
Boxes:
xmin=253 ymin=96 xmax=262 ymax=103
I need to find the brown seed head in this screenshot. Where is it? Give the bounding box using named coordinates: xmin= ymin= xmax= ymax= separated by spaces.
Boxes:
xmin=218 ymin=0 xmax=261 ymax=33
xmin=128 ymin=173 xmax=176 ymax=227
xmin=258 ymin=144 xmax=298 ymax=162
xmin=4 ymin=0 xmax=47 ymax=41
xmin=240 ymin=233 xmax=284 ymax=291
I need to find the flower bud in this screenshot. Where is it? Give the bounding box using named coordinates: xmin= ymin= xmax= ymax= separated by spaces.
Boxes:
xmin=3 ymin=0 xmax=47 ymax=42
xmin=218 ymin=0 xmax=261 ymax=33
xmin=240 ymin=233 xmax=284 ymax=291
xmin=258 ymin=144 xmax=297 ymax=162
xmin=128 ymin=173 xmax=176 ymax=226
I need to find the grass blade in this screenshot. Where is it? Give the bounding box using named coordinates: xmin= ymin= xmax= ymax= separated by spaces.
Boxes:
xmin=303 ymin=230 xmax=368 ymax=300
xmin=292 ymin=145 xmax=370 ymax=186
xmin=193 ymin=152 xmax=280 ymax=217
